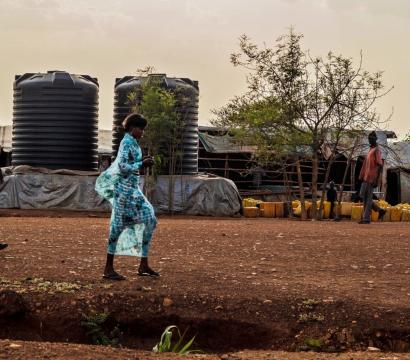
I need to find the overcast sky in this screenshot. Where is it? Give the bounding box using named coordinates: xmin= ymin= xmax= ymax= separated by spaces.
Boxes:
xmin=0 ymin=0 xmax=409 ymax=138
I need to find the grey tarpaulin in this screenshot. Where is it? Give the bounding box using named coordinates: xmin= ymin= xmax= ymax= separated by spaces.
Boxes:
xmin=151 ymin=175 xmax=241 ymax=216
xmin=0 ymin=166 xmax=241 ymax=216
xmin=0 ymin=175 xmax=19 ymax=208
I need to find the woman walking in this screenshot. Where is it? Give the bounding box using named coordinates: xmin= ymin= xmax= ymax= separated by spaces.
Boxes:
xmin=96 ymin=113 xmax=159 ymax=280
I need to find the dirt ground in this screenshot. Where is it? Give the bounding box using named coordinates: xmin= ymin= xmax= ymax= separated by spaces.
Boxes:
xmin=1 ymin=340 xmax=410 ymax=360
xmin=0 ymin=211 xmax=409 ymax=359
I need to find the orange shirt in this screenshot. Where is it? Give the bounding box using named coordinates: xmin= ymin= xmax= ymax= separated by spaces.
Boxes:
xmin=359 ymin=146 xmax=383 ymax=183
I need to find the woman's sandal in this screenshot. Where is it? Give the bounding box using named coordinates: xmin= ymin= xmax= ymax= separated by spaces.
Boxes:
xmin=137 ymin=268 xmax=160 ymax=277
xmin=102 ymin=272 xmax=126 ymax=281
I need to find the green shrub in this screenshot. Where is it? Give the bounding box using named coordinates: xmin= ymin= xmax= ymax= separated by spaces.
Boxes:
xmin=153 ymin=325 xmax=200 ymax=354
xmin=81 ymin=312 xmax=122 ymax=346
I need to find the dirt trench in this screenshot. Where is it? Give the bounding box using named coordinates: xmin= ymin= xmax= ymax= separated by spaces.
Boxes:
xmin=0 ymin=289 xmax=409 ymax=354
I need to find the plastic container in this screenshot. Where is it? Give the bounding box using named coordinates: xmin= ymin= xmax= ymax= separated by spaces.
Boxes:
xmin=308 ymin=201 xmax=324 ymax=219
xmin=340 ymin=202 xmax=353 ymax=217
xmin=382 ymin=207 xmax=391 ymax=222
xmin=321 ymin=201 xmax=330 ymax=219
xmin=293 ymin=201 xmax=311 ymax=217
xmin=274 ymin=202 xmax=284 ymax=218
xmin=242 ymin=198 xmax=262 ymax=208
xmin=401 ymin=210 xmax=410 ymax=222
xmin=390 ymin=208 xmax=402 ymax=222
xmin=242 ymin=199 xmax=252 ymax=208
xmin=351 ymin=205 xmax=363 ymax=221
xmin=371 ymin=210 xmax=379 ymax=222
xmin=293 ymin=205 xmax=302 ymax=217
xmin=12 ymin=71 xmax=99 ymax=170
xmin=113 ymin=74 xmax=199 ymax=175
xmin=261 ymin=202 xmax=275 ymax=218
xmin=243 ymin=207 xmax=259 ymax=218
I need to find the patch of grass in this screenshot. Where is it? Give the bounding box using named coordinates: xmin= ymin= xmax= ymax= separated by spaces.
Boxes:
xmin=298 ymin=312 xmax=325 ymax=323
xmin=304 ymin=337 xmax=322 ymax=350
xmin=153 ymin=325 xmax=200 ymax=354
xmin=30 ymin=278 xmax=83 ymax=293
xmin=0 ymin=277 xmax=92 ymax=294
xmin=0 ymin=277 xmax=25 ymax=293
xmin=81 ymin=312 xmax=122 ymax=346
xmin=302 ymin=299 xmax=320 ymax=309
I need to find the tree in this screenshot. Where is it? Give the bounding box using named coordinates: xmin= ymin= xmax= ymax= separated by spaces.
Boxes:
xmin=127 ymin=70 xmax=187 ymax=213
xmin=213 ymin=29 xmax=392 ymax=219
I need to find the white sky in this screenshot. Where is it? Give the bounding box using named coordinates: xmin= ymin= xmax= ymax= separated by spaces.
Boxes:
xmin=0 ymin=0 xmax=409 ymax=138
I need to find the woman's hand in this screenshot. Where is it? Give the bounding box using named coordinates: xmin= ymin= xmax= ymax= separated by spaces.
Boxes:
xmin=142 ymin=156 xmax=154 ymax=168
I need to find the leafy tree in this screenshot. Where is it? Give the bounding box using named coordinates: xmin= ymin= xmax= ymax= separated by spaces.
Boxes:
xmin=127 ymin=74 xmax=183 ymax=177
xmin=213 ymin=29 xmax=392 ymax=219
xmin=127 ymin=69 xmax=189 ymax=212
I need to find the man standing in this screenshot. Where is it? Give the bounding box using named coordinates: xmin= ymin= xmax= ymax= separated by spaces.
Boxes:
xmin=326 ymin=181 xmax=338 ymax=219
xmin=358 ymin=131 xmax=386 ymax=224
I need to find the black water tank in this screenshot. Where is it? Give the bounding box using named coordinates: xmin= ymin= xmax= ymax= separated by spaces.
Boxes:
xmin=113 ymin=74 xmax=199 ymax=175
xmin=12 ymin=71 xmax=99 ymax=171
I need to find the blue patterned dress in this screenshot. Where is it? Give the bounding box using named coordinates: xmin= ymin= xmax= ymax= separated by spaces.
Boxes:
xmin=95 ymin=133 xmax=157 ymax=257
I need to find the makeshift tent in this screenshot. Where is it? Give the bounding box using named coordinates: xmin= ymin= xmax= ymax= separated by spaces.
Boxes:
xmin=0 ymin=166 xmax=241 ymax=216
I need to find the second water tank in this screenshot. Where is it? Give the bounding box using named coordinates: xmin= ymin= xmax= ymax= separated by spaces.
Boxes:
xmin=113 ymin=74 xmax=199 ymax=175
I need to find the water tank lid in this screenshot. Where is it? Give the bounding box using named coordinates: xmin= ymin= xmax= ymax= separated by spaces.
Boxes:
xmin=148 ymin=73 xmax=167 ymax=77
xmin=115 ymin=76 xmax=136 ymax=86
xmin=14 ymin=73 xmax=35 ymax=83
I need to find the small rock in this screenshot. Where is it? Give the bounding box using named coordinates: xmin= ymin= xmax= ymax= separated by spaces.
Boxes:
xmin=8 ymin=343 xmax=22 ymax=349
xmin=367 ymin=346 xmax=381 ymax=352
xmin=220 ymin=355 xmax=229 ymax=360
xmin=263 ymin=300 xmax=272 ymax=305
xmin=163 ymin=297 xmax=173 ymax=307
xmin=215 ymin=305 xmax=223 ymax=311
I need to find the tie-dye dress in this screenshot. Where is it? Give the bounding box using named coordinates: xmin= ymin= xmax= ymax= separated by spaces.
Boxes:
xmin=95 ymin=132 xmax=157 ymax=257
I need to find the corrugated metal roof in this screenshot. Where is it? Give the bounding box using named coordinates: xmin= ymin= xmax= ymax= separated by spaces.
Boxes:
xmin=386 ymin=141 xmax=410 ymax=169
xmin=198 ymin=132 xmax=256 ymax=153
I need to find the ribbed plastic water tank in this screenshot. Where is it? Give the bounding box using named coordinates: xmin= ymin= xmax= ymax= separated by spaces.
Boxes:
xmin=113 ymin=74 xmax=199 ymax=175
xmin=12 ymin=71 xmax=99 ymax=171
